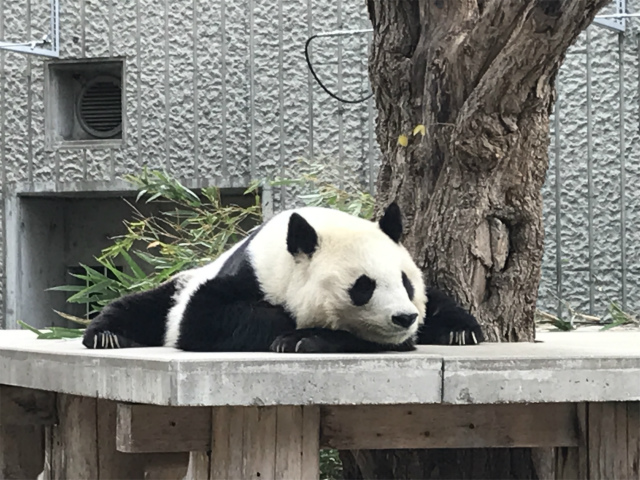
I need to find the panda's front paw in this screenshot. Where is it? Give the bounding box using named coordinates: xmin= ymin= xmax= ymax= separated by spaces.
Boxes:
xmin=419 ymin=322 xmax=484 ymax=346
xmin=270 ymin=332 xmax=336 ymax=353
xmin=82 ymin=329 xmax=143 ymax=349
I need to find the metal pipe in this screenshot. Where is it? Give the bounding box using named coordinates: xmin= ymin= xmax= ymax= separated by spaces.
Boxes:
xmin=586 ymin=28 xmax=594 ymax=316
xmin=618 ymin=33 xmax=627 ymax=310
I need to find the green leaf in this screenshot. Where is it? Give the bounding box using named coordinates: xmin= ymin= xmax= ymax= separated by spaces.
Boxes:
xmin=18 ymin=320 xmax=45 ymax=336
xmin=119 ymin=249 xmax=147 ymax=279
xmin=46 ymin=285 xmax=86 ymax=293
xmin=66 ymin=280 xmax=114 ymax=304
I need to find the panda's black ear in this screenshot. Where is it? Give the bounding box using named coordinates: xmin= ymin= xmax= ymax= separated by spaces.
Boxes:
xmin=287 ymin=213 xmax=318 ymax=257
xmin=379 ymin=202 xmax=403 ymax=243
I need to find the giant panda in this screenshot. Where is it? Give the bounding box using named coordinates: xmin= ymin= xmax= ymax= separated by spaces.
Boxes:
xmin=83 ymin=203 xmax=483 ymax=353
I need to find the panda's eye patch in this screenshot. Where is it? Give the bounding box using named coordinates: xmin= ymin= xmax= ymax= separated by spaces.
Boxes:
xmin=402 ymin=271 xmax=414 ymax=300
xmin=349 ymin=275 xmax=376 ymax=306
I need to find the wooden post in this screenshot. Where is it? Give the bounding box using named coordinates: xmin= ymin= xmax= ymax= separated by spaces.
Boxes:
xmin=0 ymin=386 xmax=55 ymax=480
xmin=186 ymin=405 xmax=320 ymax=480
xmin=45 ymin=395 xmax=149 ymax=479
xmin=586 ymin=402 xmax=640 ymax=479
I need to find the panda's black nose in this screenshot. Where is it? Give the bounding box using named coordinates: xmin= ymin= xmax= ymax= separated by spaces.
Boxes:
xmin=392 ymin=313 xmax=418 ymax=329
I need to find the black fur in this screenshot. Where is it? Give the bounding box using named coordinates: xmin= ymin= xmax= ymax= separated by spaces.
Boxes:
xmin=286 ymin=213 xmax=318 ymax=257
xmin=379 ymin=202 xmax=403 ymax=243
xmin=401 ymin=271 xmax=414 ymax=300
xmin=348 ymin=275 xmax=376 ymax=306
xmin=270 ymin=328 xmax=416 ymax=353
xmin=417 ymin=287 xmax=484 ymax=346
xmin=82 ymin=279 xmax=176 ymax=349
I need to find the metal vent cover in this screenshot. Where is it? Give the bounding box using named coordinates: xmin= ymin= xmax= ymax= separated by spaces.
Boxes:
xmin=76 ymin=75 xmax=122 ymax=138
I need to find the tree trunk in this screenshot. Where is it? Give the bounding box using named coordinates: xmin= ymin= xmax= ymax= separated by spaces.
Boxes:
xmin=341 ymin=1 xmax=609 ymax=478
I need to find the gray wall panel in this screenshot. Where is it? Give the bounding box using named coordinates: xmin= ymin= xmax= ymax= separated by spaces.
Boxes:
xmin=223 ymin=0 xmax=251 ymax=183
xmin=137 ymin=0 xmax=167 ymax=171
xmin=590 ymin=28 xmax=623 ymax=313
xmin=30 ymin=65 xmax=49 ymax=182
xmin=539 ymin=104 xmax=559 ymax=314
xmin=3 ymin=55 xmax=30 ymax=184
xmin=557 ymin=42 xmax=590 ymax=314
xmin=84 ymin=0 xmax=111 ymax=58
xmin=57 ymin=150 xmax=85 ymax=181
xmin=58 ymin=0 xmax=83 ymax=59
xmin=280 ymin=0 xmax=311 ymax=194
xmin=309 ymin=0 xmax=340 ymax=165
xmin=253 ymin=0 xmax=282 ymax=183
xmin=167 ymin=0 xmax=196 ymax=179
xmin=194 ymin=0 xmax=223 ymax=182
xmin=86 ymin=149 xmax=113 ymax=180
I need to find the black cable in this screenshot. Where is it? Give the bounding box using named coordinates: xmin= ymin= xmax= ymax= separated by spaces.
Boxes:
xmin=304 ymin=34 xmax=374 ymax=104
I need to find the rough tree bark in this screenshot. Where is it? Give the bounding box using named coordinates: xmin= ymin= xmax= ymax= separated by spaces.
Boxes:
xmin=341 ymin=1 xmax=609 ymax=479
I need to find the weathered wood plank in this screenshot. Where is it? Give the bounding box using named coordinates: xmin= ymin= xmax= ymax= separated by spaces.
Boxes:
xmin=96 ymin=399 xmax=148 ymax=479
xmin=142 ymin=453 xmax=189 ymax=479
xmin=321 ymin=403 xmax=579 ymax=450
xmin=302 ymin=406 xmax=320 ymax=479
xmin=185 ymin=452 xmax=210 ymax=480
xmin=209 ymin=406 xmax=234 ymax=480
xmin=207 ymin=406 xmax=319 ymax=480
xmin=245 ymin=407 xmax=277 ymax=480
xmin=627 ymin=402 xmax=640 ymax=480
xmin=0 ymin=425 xmax=44 ymax=479
xmin=0 ymin=386 xmax=56 ymax=426
xmin=275 ymin=406 xmax=303 ymax=480
xmin=555 ymin=402 xmax=588 ymax=480
xmin=117 ymin=403 xmax=211 ymax=453
xmin=587 ymin=402 xmax=640 ymax=480
xmin=46 ymin=395 xmax=151 ymax=479
xmin=48 ymin=394 xmax=99 ymax=479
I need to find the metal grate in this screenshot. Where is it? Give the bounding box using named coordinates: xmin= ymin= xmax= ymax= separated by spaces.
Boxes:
xmin=76 ymin=75 xmax=122 ymax=139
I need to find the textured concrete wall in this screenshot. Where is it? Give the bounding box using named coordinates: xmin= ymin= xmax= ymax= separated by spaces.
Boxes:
xmin=0 ymin=0 xmax=373 ymax=188
xmin=0 ymin=0 xmax=638 ymax=326
xmin=540 ymin=3 xmax=640 ymax=320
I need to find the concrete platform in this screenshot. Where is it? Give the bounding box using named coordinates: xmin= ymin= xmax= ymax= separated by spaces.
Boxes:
xmin=0 ymin=329 xmax=637 ymax=406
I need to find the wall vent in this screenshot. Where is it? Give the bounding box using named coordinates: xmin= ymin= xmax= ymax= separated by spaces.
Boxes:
xmin=76 ymin=75 xmax=122 ymax=139
xmin=46 ymin=58 xmax=125 ymax=148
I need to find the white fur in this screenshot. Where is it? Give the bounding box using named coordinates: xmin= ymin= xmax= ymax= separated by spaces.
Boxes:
xmin=163 ymin=206 xmax=427 ymax=347
xmin=249 ymin=207 xmax=426 ymax=345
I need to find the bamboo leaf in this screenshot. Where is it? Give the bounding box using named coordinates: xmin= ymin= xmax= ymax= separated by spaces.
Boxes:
xmin=52 ymin=310 xmax=91 ymax=326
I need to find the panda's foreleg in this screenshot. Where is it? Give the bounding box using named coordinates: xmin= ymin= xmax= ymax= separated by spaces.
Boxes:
xmin=417 ymin=287 xmax=485 ymax=346
xmin=175 ymin=276 xmax=297 ymax=351
xmin=270 ymin=328 xmax=416 ymax=354
xmin=176 ymin=301 xmax=297 ymax=352
xmin=82 ymin=280 xmax=177 ymax=349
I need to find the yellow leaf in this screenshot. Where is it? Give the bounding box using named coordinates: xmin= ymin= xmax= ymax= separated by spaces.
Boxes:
xmin=397 ymin=135 xmax=409 ymax=147
xmin=147 ymin=241 xmax=161 ymax=249
xmin=413 ymin=124 xmax=426 ymax=136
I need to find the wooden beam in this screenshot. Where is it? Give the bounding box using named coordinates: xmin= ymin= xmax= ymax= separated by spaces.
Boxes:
xmin=321 ymin=403 xmax=579 ymax=450
xmin=117 ymin=402 xmax=580 ymax=454
xmin=0 ymin=386 xmax=56 ymax=426
xmin=116 ymin=403 xmax=211 ymax=453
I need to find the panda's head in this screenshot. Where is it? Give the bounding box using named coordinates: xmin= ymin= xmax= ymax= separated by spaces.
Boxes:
xmin=284 ymin=203 xmax=426 ymax=346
